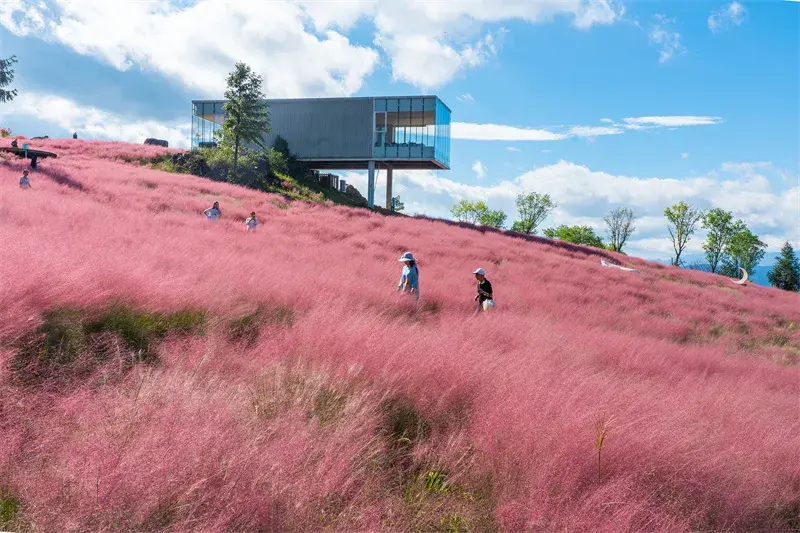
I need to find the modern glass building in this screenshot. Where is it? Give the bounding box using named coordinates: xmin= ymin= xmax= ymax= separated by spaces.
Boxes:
xmin=191 ymin=96 xmax=451 ymax=208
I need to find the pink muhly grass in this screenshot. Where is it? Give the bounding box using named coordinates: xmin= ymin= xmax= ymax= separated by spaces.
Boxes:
xmin=0 ymin=140 xmax=798 ymax=531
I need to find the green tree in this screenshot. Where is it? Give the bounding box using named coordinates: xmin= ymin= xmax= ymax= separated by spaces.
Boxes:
xmin=721 ymin=228 xmax=766 ymax=277
xmin=391 ymin=195 xmax=405 ymax=212
xmin=479 ymin=209 xmax=507 ymax=229
xmin=512 ymin=192 xmax=557 ymax=235
xmin=273 ymin=135 xmax=290 ymax=156
xmin=664 ymin=201 xmax=703 ymax=266
xmin=451 ymin=200 xmax=487 ymax=224
xmin=604 ymin=207 xmax=636 ymax=253
xmin=544 ymin=225 xmax=605 ymax=248
xmin=0 ymin=55 xmax=18 ymax=103
xmin=701 ymin=208 xmax=744 ymax=273
xmin=767 ymin=241 xmax=800 ymax=292
xmin=221 ymin=62 xmax=269 ymax=181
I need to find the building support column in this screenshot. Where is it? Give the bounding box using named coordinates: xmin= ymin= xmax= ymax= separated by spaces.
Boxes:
xmin=367 ymin=160 xmax=375 ymax=208
xmin=385 ymin=165 xmax=393 ymax=210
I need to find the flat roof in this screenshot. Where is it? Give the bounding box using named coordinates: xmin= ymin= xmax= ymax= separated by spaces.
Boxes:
xmin=192 ymin=95 xmax=452 ymax=113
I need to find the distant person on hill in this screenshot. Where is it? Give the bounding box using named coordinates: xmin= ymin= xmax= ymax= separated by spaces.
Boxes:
xmin=473 ymin=268 xmax=494 ymax=312
xmin=73 ymin=132 xmax=78 ymax=139
xmin=245 ymin=212 xmax=259 ymax=231
xmin=10 ymin=138 xmax=17 ymax=148
xmin=19 ymin=170 xmax=31 ymax=189
xmin=397 ymin=252 xmax=420 ymax=300
xmin=204 ymin=201 xmax=221 ymax=221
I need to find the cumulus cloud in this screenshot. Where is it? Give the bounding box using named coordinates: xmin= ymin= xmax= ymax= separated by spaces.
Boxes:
xmin=4 ymin=92 xmax=190 ymax=147
xmin=341 ymin=160 xmax=799 ymax=260
xmin=708 ymin=2 xmax=746 ymax=33
xmin=472 ymin=160 xmax=488 ymax=179
xmin=0 ymin=0 xmax=623 ymax=93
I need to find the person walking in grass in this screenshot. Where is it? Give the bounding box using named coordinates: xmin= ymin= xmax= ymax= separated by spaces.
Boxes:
xmin=397 ymin=252 xmax=420 ymax=300
xmin=473 ymin=268 xmax=494 ymax=312
xmin=245 ymin=211 xmax=259 ymax=231
xmin=19 ymin=170 xmax=31 ymax=189
xmin=204 ymin=201 xmax=221 ymax=221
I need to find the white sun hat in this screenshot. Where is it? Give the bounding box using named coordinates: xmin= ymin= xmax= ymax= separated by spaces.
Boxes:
xmin=398 ymin=252 xmax=416 ymax=262
xmin=473 ymin=268 xmax=486 ymax=275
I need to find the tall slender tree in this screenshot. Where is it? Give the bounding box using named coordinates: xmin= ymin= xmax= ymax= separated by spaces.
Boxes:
xmin=664 ymin=201 xmax=703 ymax=266
xmin=701 ymin=208 xmax=744 ymax=273
xmin=0 ymin=55 xmax=18 ymax=103
xmin=604 ymin=207 xmax=636 ymax=253
xmin=767 ymin=241 xmax=800 ymax=292
xmin=221 ymin=62 xmax=269 ymax=180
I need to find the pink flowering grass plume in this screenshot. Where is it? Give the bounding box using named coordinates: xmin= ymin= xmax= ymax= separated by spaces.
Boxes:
xmin=0 ymin=138 xmax=798 ymax=532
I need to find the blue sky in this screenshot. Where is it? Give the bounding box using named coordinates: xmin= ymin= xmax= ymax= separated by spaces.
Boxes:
xmin=1 ymin=0 xmax=797 ymax=262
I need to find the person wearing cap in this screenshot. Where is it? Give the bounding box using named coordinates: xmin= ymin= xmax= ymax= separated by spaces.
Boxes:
xmin=473 ymin=268 xmax=494 ymax=311
xmin=397 ymin=252 xmax=420 ymax=300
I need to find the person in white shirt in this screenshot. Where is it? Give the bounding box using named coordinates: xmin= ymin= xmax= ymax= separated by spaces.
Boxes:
xmin=245 ymin=212 xmax=259 ymax=231
xmin=19 ymin=170 xmax=31 ymax=189
xmin=203 ymin=201 xmax=221 ymax=221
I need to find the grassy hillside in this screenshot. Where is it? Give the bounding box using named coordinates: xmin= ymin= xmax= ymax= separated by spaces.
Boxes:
xmin=1 ymin=139 xmax=798 ymax=532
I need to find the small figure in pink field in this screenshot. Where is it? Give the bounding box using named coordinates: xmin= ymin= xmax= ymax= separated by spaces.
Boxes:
xmin=397 ymin=252 xmax=420 ymax=300
xmin=245 ymin=212 xmax=259 ymax=231
xmin=203 ymin=201 xmax=221 ymax=221
xmin=473 ymin=268 xmax=494 ymax=312
xmin=19 ymin=170 xmax=31 ymax=189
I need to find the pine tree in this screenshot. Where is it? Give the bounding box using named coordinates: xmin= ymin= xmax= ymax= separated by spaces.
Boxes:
xmin=0 ymin=55 xmax=18 ymax=103
xmin=221 ymin=63 xmax=269 ymax=180
xmin=767 ymin=242 xmax=800 ymax=292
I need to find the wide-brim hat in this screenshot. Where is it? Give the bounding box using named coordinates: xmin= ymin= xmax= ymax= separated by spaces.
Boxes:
xmin=398 ymin=252 xmax=416 ymax=262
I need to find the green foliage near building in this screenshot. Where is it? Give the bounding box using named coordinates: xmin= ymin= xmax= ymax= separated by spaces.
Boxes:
xmin=0 ymin=55 xmax=17 ymax=103
xmin=450 ymin=200 xmax=507 ymax=229
xmin=701 ymin=208 xmax=745 ymax=273
xmin=220 ymin=62 xmax=270 ymax=180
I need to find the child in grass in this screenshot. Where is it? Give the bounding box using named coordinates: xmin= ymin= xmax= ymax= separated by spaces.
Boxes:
xmin=19 ymin=170 xmax=31 ymax=189
xmin=245 ymin=212 xmax=259 ymax=231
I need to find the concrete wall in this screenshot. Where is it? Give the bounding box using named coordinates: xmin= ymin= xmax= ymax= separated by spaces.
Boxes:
xmin=263 ymin=98 xmax=373 ymax=160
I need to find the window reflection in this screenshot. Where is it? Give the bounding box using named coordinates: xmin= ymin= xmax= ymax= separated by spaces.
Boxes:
xmin=372 ymin=97 xmax=447 ymax=164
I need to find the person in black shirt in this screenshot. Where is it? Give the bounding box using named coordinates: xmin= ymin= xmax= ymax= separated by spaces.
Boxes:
xmin=473 ymin=268 xmax=494 ymax=311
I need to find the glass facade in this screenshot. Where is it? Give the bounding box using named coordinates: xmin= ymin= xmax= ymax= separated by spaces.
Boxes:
xmin=372 ymin=96 xmax=450 ymax=168
xmin=191 ymin=101 xmax=225 ymax=149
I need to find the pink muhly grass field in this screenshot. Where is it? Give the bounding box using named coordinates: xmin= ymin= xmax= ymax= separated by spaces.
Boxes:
xmin=0 ymin=139 xmax=798 ymax=532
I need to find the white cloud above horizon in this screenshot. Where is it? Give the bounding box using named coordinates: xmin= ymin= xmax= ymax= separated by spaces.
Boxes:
xmin=648 ymin=14 xmax=686 ymax=63
xmin=472 ymin=160 xmax=488 ymax=179
xmin=708 ymin=2 xmax=746 ymax=33
xmin=0 ymin=0 xmax=624 ymax=95
xmin=341 ymin=160 xmax=799 ymax=260
xmin=3 ymin=92 xmax=191 ymax=147
xmin=452 ymin=115 xmax=724 ymax=142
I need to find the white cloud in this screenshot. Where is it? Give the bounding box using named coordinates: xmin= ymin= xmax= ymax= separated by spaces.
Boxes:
xmin=569 ymin=125 xmax=624 ymax=137
xmin=472 ymin=160 xmax=488 ymax=179
xmin=0 ymin=0 xmax=623 ymax=93
xmin=4 ymin=91 xmax=190 ymax=147
xmin=681 ymin=152 xmax=689 ymax=159
xmin=623 ymin=116 xmax=724 ymax=128
xmin=452 ymin=115 xmax=723 ymax=142
xmin=708 ymin=2 xmax=746 ymax=33
xmin=457 ymin=93 xmax=476 ymax=103
xmin=452 ymin=122 xmax=567 ymax=142
xmin=507 ymin=146 xmax=520 ymax=152
xmin=648 ymin=14 xmax=685 ymax=63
